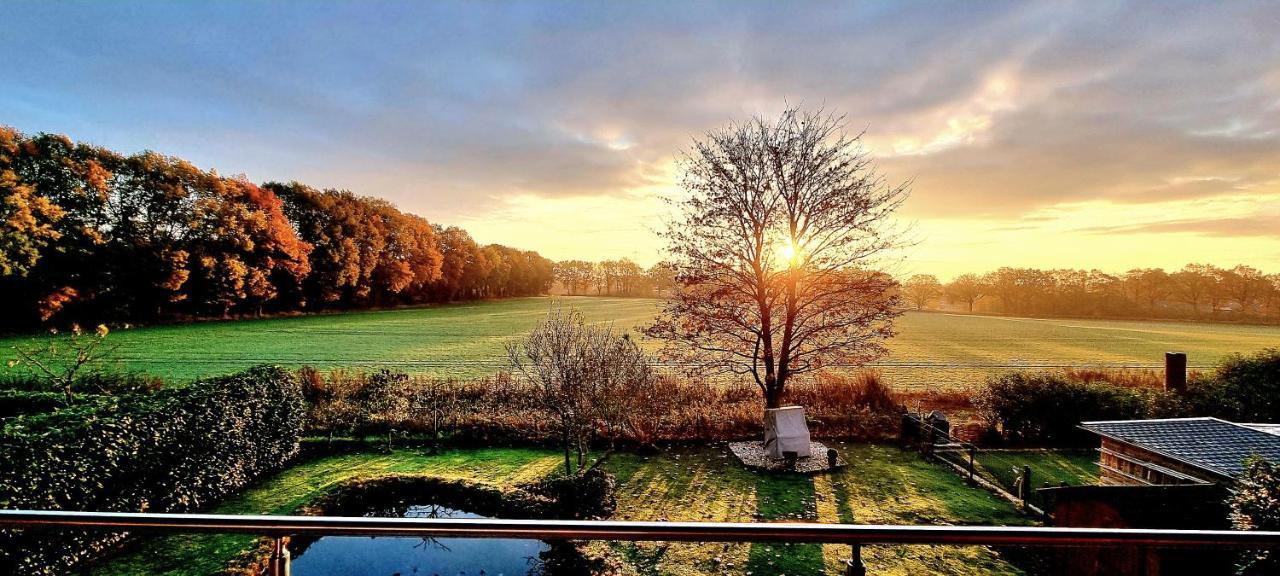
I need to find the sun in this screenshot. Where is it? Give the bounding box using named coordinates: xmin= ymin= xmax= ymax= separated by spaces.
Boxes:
xmin=780 ymin=242 xmax=796 ymax=262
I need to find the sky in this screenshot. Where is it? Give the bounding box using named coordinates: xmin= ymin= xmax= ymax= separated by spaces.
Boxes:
xmin=1 ymin=1 xmax=1278 ymax=279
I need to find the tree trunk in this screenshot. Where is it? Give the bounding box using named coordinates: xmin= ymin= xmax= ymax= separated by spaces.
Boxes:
xmin=561 ymin=418 xmax=573 ymax=477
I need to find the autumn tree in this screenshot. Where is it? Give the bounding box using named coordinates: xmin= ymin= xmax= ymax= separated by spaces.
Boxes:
xmin=903 ymin=274 xmax=942 ymax=310
xmin=0 ymin=127 xmax=64 ymax=278
xmin=647 ymin=107 xmax=906 ymax=408
xmin=944 ymin=273 xmax=986 ymax=312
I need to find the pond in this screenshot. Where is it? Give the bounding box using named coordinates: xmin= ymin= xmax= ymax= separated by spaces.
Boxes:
xmin=290 ymin=504 xmax=551 ymax=576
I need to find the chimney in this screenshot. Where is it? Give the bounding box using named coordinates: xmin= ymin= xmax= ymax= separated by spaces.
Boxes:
xmin=1165 ymin=352 xmax=1187 ymax=393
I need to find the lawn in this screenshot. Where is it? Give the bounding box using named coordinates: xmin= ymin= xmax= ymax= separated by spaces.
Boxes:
xmin=91 ymin=443 xmax=1031 ymax=576
xmin=971 ymin=449 xmax=1100 ymax=511
xmin=4 ymin=297 xmax=1277 ymax=388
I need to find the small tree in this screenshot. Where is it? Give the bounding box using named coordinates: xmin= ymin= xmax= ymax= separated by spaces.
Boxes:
xmin=507 ymin=306 xmax=654 ymax=476
xmin=413 ymin=377 xmax=460 ymax=454
xmin=1232 ymin=457 xmax=1280 ymax=575
xmin=10 ymin=323 xmax=117 ymax=404
xmin=354 ymin=369 xmax=412 ymax=450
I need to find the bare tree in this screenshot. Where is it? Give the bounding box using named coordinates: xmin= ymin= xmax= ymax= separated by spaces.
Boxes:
xmin=412 ymin=377 xmax=460 ymax=455
xmin=507 ymin=305 xmax=655 ymax=476
xmin=646 ymin=106 xmax=907 ymax=408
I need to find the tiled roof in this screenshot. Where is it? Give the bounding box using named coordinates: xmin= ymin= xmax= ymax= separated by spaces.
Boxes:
xmin=1080 ymin=417 xmax=1280 ymax=479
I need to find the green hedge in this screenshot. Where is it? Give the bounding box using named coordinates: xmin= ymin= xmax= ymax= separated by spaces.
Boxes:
xmin=0 ymin=390 xmax=75 ymax=419
xmin=977 ymin=371 xmax=1150 ymax=445
xmin=0 ymin=365 xmax=306 ymax=574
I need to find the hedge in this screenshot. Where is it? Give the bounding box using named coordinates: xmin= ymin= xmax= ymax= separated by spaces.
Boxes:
xmin=0 ymin=390 xmax=77 ymax=419
xmin=0 ymin=365 xmax=306 ymax=574
xmin=977 ymin=371 xmax=1150 ymax=445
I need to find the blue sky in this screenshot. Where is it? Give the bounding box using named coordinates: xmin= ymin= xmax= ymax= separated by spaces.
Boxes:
xmin=2 ymin=1 xmax=1278 ymax=275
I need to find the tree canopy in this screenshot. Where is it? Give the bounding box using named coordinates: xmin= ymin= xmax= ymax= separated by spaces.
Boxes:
xmin=647 ymin=107 xmax=907 ymax=407
xmin=0 ymin=127 xmax=554 ymax=330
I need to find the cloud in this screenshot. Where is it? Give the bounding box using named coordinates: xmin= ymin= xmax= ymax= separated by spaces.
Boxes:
xmin=2 ymin=0 xmax=1279 ymax=261
xmin=1080 ymin=216 xmax=1280 ymax=239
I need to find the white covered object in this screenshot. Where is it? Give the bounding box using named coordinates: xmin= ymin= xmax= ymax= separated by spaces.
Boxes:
xmin=763 ymin=406 xmax=812 ymax=459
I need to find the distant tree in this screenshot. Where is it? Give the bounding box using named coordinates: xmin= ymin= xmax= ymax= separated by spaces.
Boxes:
xmin=1220 ymin=265 xmax=1269 ymax=315
xmin=646 ymin=262 xmax=676 ymax=297
xmin=944 ymin=273 xmax=986 ymax=312
xmin=188 ymin=177 xmax=310 ymax=316
xmin=555 ymin=260 xmax=597 ymax=295
xmin=1123 ymin=268 xmax=1171 ymax=314
xmin=1172 ymin=264 xmax=1219 ymax=316
xmin=903 ymin=274 xmax=943 ymax=310
xmin=647 ymin=106 xmax=906 ymax=408
xmin=983 ymin=268 xmax=1021 ymax=313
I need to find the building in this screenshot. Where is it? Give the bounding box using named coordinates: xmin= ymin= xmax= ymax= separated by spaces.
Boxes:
xmin=1038 ymin=417 xmax=1280 ymax=576
xmin=1079 ymin=417 xmax=1280 ymax=486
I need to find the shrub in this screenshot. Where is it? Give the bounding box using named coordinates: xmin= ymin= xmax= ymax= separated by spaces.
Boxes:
xmin=977 ymin=371 xmax=1149 ymax=445
xmin=1231 ymin=457 xmax=1280 ymax=575
xmin=301 ymin=367 xmax=906 ymax=446
xmin=0 ymin=365 xmax=306 ymax=575
xmin=1181 ymin=349 xmax=1280 ymax=423
xmin=0 ymin=390 xmax=77 ymax=418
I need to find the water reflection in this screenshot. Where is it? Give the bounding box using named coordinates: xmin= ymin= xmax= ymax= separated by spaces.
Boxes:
xmin=290 ymin=504 xmax=549 ymax=576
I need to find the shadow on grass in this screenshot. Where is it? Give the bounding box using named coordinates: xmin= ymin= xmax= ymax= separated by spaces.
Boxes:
xmin=747 ymin=472 xmax=824 ymax=575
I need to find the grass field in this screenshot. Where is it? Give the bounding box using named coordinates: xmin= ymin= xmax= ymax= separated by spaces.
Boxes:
xmin=92 ymin=443 xmax=1030 ymax=576
xmin=4 ymin=296 xmax=1278 ymax=389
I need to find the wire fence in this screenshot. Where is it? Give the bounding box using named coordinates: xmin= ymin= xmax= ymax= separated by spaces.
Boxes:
xmin=905 ymin=414 xmax=1056 ymax=517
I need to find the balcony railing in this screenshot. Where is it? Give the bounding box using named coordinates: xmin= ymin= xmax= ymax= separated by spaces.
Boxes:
xmin=4 ymin=509 xmax=1280 ymax=575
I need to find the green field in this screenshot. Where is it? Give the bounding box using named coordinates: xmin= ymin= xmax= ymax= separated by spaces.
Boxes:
xmin=4 ymin=296 xmax=1278 ymax=388
xmin=94 ymin=443 xmax=1029 ymax=576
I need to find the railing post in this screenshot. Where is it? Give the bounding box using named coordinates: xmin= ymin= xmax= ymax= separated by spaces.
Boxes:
xmin=268 ymin=535 xmax=290 ymax=576
xmin=967 ymin=445 xmax=976 ymax=481
xmin=845 ymin=542 xmax=867 ymax=576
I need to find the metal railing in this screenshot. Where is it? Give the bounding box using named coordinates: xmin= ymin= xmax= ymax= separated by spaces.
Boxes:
xmin=5 ymin=510 xmax=1280 ymax=576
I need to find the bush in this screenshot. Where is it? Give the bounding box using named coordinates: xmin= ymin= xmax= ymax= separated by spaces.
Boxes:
xmin=1181 ymin=349 xmax=1280 ymax=423
xmin=0 ymin=390 xmax=77 ymax=418
xmin=301 ymin=368 xmax=905 ymax=446
xmin=0 ymin=365 xmax=306 ymax=575
xmin=977 ymin=371 xmax=1149 ymax=445
xmin=1231 ymin=457 xmax=1280 ymax=575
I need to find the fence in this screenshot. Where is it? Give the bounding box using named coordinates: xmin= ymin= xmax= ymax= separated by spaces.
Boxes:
xmin=904 ymin=412 xmax=1057 ymax=516
xmin=4 ymin=509 xmax=1280 ymax=576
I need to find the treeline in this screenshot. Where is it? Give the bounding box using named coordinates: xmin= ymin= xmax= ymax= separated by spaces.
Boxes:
xmin=903 ymin=264 xmax=1280 ymax=322
xmin=553 ymin=259 xmax=674 ymax=296
xmin=0 ymin=127 xmax=553 ymax=330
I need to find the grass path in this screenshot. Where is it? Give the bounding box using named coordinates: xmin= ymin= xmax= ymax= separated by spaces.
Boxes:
xmin=91 ymin=443 xmax=1033 ymax=575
